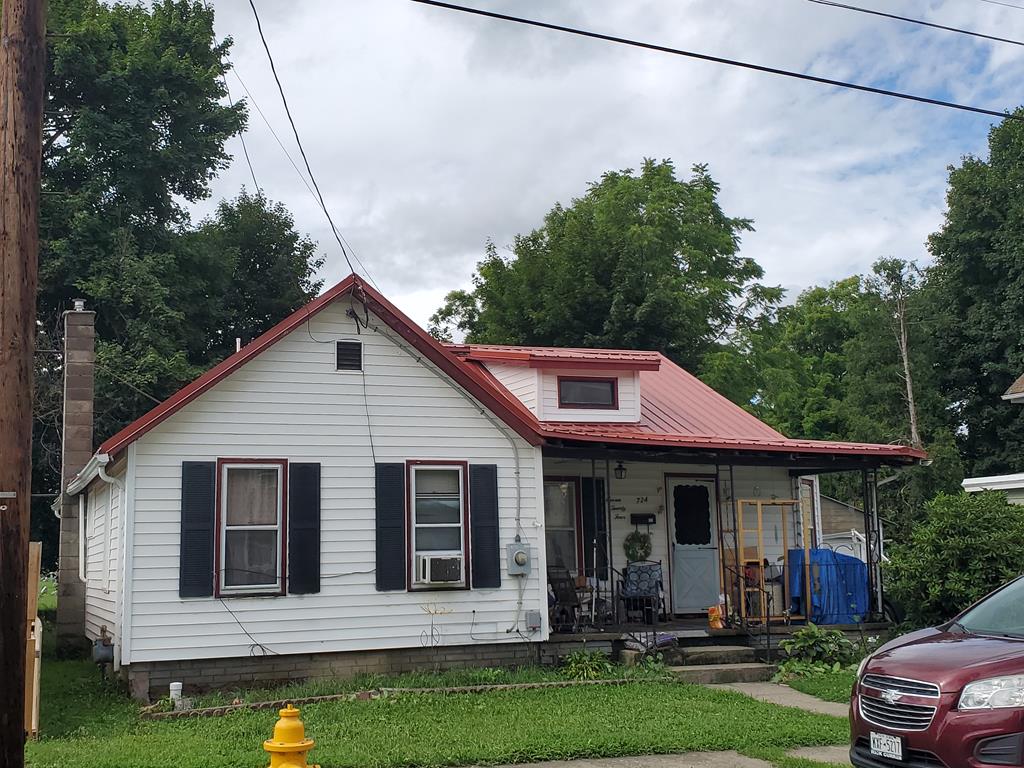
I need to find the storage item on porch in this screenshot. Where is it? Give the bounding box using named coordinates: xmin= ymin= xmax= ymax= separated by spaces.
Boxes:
xmin=787 ymin=548 xmax=869 ymax=624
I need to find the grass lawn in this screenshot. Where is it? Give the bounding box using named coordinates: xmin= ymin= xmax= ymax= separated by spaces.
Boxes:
xmin=787 ymin=671 xmax=856 ymax=704
xmin=36 ymin=577 xmax=57 ymax=613
xmin=26 ymin=659 xmax=848 ymax=768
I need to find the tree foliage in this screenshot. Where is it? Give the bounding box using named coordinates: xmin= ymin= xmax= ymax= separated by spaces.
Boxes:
xmin=926 ymin=109 xmax=1024 ymax=477
xmin=32 ymin=0 xmax=323 ymax=568
xmin=429 ymin=159 xmax=782 ymax=373
xmin=887 ymin=492 xmax=1024 ymax=626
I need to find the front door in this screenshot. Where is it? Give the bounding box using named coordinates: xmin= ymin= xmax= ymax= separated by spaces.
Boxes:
xmin=668 ymin=477 xmax=719 ymax=614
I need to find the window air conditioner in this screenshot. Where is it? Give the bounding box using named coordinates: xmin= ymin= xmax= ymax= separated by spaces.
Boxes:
xmin=415 ymin=554 xmax=463 ymax=585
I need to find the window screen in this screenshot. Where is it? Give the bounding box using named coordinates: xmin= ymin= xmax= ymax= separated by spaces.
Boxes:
xmin=336 ymin=341 xmax=362 ymax=371
xmin=558 ymin=378 xmax=617 ymax=409
xmin=412 ymin=467 xmax=465 ymax=555
xmin=221 ymin=464 xmax=283 ymax=591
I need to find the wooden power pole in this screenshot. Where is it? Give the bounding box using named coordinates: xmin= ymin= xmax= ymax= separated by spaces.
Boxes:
xmin=0 ymin=0 xmax=46 ymax=766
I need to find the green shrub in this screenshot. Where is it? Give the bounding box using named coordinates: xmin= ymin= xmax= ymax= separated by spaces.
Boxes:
xmin=562 ymin=649 xmax=613 ymax=680
xmin=780 ymin=623 xmax=856 ymax=666
xmin=886 ymin=491 xmax=1024 ymax=627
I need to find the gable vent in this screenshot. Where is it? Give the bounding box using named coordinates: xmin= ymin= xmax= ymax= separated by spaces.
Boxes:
xmin=336 ymin=341 xmax=362 ymax=371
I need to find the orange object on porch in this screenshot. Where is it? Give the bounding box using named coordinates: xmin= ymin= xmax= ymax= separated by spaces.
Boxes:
xmin=707 ymin=604 xmax=724 ymax=630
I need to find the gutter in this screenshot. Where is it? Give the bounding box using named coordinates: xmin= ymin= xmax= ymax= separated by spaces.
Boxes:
xmin=66 ymin=452 xmax=119 ymax=496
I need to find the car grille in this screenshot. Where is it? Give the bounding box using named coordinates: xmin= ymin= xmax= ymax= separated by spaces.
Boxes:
xmin=860 ymin=694 xmax=937 ymax=731
xmin=852 ymin=737 xmax=946 ymax=768
xmin=861 ymin=674 xmax=940 ymax=698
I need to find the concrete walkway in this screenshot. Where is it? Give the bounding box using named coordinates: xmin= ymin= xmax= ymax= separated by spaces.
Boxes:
xmin=496 ymin=754 xmax=771 ymax=768
xmin=709 ymin=681 xmax=850 ymax=718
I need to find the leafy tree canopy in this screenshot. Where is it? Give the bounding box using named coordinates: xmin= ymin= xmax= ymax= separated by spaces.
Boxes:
xmin=926 ymin=109 xmax=1024 ymax=476
xmin=429 ymin=159 xmax=782 ymax=373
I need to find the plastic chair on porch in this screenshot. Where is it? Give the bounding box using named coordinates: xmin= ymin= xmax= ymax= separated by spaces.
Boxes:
xmin=547 ymin=566 xmax=582 ymax=632
xmin=619 ymin=560 xmax=666 ymax=625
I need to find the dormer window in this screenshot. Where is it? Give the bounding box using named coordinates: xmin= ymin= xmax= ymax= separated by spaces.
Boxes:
xmin=557 ymin=376 xmax=618 ymax=410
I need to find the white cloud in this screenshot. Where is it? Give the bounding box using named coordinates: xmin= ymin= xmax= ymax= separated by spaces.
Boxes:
xmin=193 ymin=0 xmax=1024 ymax=324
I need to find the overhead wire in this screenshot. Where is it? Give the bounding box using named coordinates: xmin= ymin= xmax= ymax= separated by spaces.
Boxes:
xmin=230 ymin=67 xmax=379 ymax=290
xmin=976 ymin=0 xmax=1024 ymax=10
xmin=408 ymin=0 xmax=1024 ymax=122
xmin=247 ymin=0 xmax=360 ymax=275
xmin=806 ymin=0 xmax=1024 ymax=47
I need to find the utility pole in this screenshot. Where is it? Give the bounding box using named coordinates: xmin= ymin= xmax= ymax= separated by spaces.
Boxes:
xmin=0 ymin=1 xmax=46 ymax=767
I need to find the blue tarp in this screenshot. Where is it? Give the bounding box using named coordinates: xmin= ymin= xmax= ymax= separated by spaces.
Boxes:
xmin=787 ymin=548 xmax=869 ymax=624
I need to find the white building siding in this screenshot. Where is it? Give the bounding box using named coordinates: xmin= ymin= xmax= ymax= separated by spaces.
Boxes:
xmin=540 ymin=458 xmax=799 ymax=604
xmin=538 ymin=369 xmax=640 ymax=422
xmin=127 ymin=300 xmax=545 ymax=664
xmin=486 ymin=363 xmax=538 ymax=414
xmin=84 ymin=477 xmax=121 ymax=641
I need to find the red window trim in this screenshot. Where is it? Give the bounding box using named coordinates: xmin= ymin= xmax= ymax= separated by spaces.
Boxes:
xmin=214 ymin=458 xmax=289 ymax=598
xmin=543 ymin=475 xmax=585 ymax=577
xmin=556 ymin=376 xmax=619 ymax=410
xmin=405 ymin=460 xmax=472 ymax=591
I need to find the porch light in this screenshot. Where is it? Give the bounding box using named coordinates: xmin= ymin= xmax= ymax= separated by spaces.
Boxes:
xmin=614 ymin=461 xmax=627 ymax=480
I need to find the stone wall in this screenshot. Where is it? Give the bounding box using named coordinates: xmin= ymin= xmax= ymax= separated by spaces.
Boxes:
xmin=126 ymin=642 xmax=541 ymax=702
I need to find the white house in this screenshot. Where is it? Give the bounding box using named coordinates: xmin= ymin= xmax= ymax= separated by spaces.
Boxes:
xmin=962 ymin=371 xmax=1024 ymax=504
xmin=58 ymin=275 xmax=926 ymax=701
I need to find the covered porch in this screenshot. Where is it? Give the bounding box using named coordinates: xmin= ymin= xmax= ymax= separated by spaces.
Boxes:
xmin=541 ymin=442 xmax=904 ymax=639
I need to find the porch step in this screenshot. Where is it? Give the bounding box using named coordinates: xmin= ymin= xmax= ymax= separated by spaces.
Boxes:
xmin=668 ymin=663 xmax=777 ymax=685
xmin=666 ymin=645 xmax=756 ymax=666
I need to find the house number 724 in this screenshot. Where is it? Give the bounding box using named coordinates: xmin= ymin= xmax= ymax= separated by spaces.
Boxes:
xmin=635 ymin=496 xmax=648 ymax=504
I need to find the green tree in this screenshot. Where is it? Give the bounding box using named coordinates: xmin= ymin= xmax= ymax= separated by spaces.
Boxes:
xmin=887 ymin=492 xmax=1024 ymax=626
xmin=429 ymin=159 xmax=781 ymax=372
xmin=191 ymin=190 xmax=324 ymax=363
xmin=926 ymin=109 xmax=1024 ymax=476
xmin=31 ymin=1 xmax=324 ymax=568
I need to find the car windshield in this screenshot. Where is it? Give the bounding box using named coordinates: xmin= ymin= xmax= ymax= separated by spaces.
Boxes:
xmin=957 ymin=578 xmax=1024 ymax=637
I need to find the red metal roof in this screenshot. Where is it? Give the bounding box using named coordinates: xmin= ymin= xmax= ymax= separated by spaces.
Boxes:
xmin=92 ymin=275 xmax=926 ymax=466
xmin=457 ymin=346 xmax=928 ymax=462
xmin=452 ymin=344 xmax=662 ymax=371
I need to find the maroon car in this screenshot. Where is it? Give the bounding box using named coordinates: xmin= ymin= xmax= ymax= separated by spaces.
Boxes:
xmin=851 ymin=577 xmax=1024 ymax=767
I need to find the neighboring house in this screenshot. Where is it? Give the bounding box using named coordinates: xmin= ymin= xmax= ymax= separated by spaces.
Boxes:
xmin=55 ymin=275 xmax=926 ymax=700
xmin=962 ymin=371 xmax=1024 ymax=504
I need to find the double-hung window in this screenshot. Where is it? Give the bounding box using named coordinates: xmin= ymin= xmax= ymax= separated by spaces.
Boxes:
xmin=219 ymin=461 xmax=285 ymax=595
xmin=410 ymin=464 xmax=467 ymax=586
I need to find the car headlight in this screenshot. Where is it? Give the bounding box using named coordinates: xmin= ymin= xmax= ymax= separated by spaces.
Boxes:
xmin=960 ymin=676 xmax=1024 ymax=709
xmin=857 ymin=655 xmax=870 ymax=679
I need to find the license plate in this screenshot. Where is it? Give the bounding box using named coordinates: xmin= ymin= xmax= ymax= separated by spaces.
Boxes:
xmin=870 ymin=732 xmax=904 ymax=761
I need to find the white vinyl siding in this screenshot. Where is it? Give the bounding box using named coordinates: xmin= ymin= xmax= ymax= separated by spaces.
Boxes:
xmin=540 ymin=459 xmax=799 ymax=583
xmin=127 ymin=300 xmax=545 ymax=663
xmin=538 ymin=369 xmax=640 ymax=422
xmin=486 ymin=363 xmax=539 ymax=414
xmin=84 ymin=475 xmax=122 ymax=642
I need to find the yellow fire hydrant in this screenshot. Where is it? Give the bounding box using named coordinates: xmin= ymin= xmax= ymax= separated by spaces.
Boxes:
xmin=264 ymin=704 xmax=319 ymax=768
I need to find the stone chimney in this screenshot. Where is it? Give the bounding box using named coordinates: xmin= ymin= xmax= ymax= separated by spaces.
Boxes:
xmin=56 ymin=299 xmax=95 ymax=655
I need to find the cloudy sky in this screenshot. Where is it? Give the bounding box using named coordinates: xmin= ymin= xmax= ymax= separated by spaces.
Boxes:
xmin=194 ymin=0 xmax=1024 ymax=326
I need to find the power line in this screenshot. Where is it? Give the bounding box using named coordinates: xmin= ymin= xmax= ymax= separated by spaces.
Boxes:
xmin=976 ymin=0 xmax=1024 ymax=10
xmin=230 ymin=68 xmax=379 ymax=289
xmin=409 ymin=0 xmax=1023 ymax=123
xmin=247 ymin=0 xmax=358 ymax=275
xmin=807 ymin=0 xmax=1024 ymax=47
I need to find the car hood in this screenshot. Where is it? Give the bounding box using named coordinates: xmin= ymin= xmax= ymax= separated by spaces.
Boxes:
xmin=866 ymin=627 xmax=1024 ymax=693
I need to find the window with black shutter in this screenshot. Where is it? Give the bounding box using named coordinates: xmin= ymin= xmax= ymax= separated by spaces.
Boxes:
xmin=336 ymin=341 xmax=362 ymax=371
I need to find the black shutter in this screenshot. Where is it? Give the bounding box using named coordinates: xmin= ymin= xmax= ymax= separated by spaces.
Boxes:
xmin=375 ymin=463 xmax=406 ymax=591
xmin=582 ymin=477 xmax=608 ymax=580
xmin=288 ymin=463 xmax=321 ymax=594
xmin=179 ymin=461 xmax=216 ymax=598
xmin=469 ymin=464 xmax=501 ymax=589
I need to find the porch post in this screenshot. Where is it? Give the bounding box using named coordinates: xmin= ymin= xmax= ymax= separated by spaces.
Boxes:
xmin=862 ymin=468 xmax=884 ymax=618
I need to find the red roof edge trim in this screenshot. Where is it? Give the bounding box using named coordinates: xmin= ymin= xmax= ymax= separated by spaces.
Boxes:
xmin=525 ymin=359 xmax=660 ymax=371
xmin=98 ymin=274 xmax=543 ymax=458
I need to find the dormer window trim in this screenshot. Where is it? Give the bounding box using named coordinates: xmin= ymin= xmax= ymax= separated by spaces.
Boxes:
xmin=556 ymin=375 xmax=619 ymax=410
